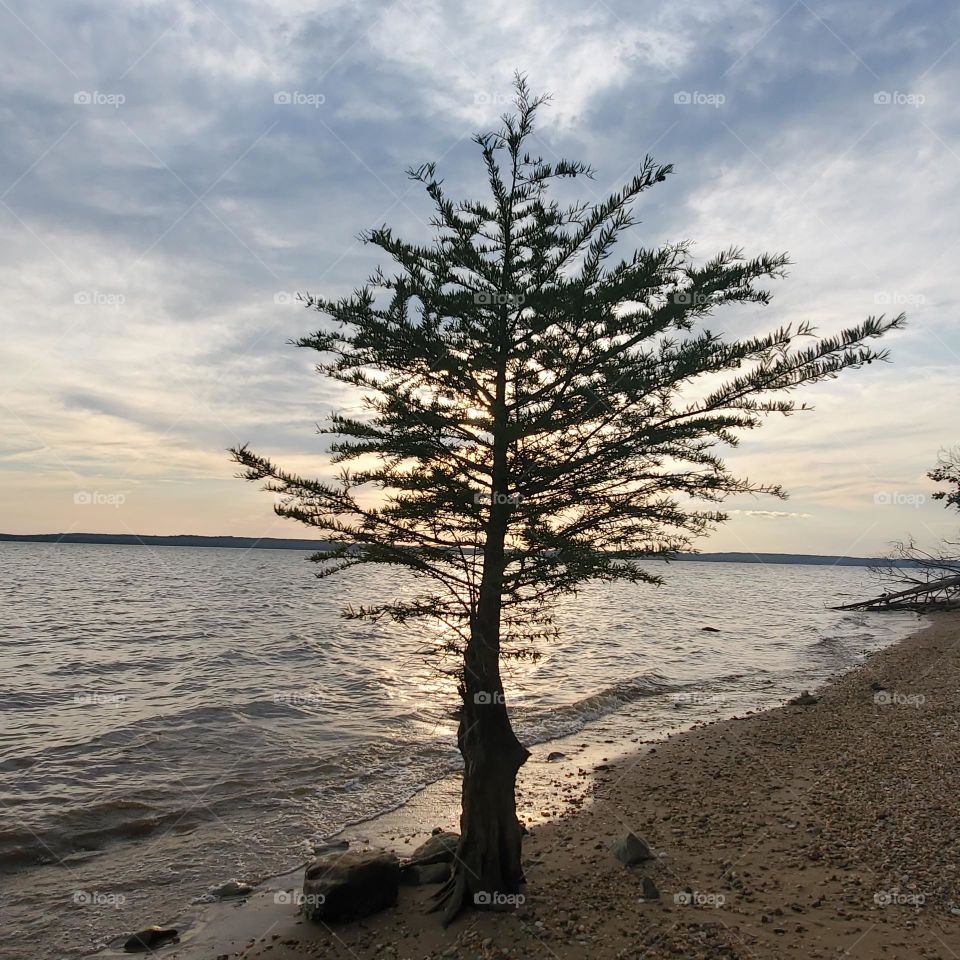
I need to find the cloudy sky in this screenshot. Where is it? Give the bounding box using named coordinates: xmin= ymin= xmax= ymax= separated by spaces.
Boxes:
xmin=1 ymin=0 xmax=957 ymax=556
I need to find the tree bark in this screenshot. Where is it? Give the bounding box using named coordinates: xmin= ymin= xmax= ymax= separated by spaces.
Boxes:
xmin=433 ymin=625 xmax=529 ymax=924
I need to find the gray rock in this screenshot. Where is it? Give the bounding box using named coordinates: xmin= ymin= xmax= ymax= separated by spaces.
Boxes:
xmin=209 ymin=878 xmax=253 ymax=898
xmin=123 ymin=927 xmax=178 ymax=952
xmin=546 ymin=751 xmax=566 ymax=762
xmin=612 ymin=831 xmax=654 ymax=866
xmin=410 ymin=831 xmax=460 ymax=864
xmin=789 ymin=690 xmax=820 ymax=706
xmin=302 ymin=850 xmax=399 ymax=922
xmin=701 ymin=626 xmax=721 ymax=632
xmin=641 ymin=876 xmax=660 ymax=899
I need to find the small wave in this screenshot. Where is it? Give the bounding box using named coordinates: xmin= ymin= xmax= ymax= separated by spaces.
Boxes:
xmin=0 ymin=801 xmax=207 ymax=869
xmin=812 ymin=635 xmax=844 ymax=647
xmin=812 ymin=632 xmax=873 ymax=648
xmin=512 ymin=672 xmax=679 ymax=744
xmin=48 ymin=654 xmax=185 ymax=677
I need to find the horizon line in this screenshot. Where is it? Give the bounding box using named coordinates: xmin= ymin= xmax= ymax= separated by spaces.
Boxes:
xmin=0 ymin=532 xmax=901 ymax=565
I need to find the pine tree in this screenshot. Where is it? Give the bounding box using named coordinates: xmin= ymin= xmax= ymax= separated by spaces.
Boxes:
xmin=232 ymin=76 xmax=904 ymax=921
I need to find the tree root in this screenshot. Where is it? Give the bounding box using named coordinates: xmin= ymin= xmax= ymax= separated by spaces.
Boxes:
xmin=427 ymin=869 xmax=468 ymax=926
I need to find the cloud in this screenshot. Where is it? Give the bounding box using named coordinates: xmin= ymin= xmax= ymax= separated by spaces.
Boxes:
xmin=0 ymin=0 xmax=957 ymax=550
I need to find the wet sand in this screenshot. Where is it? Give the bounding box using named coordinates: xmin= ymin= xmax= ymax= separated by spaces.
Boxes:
xmin=137 ymin=612 xmax=960 ymax=960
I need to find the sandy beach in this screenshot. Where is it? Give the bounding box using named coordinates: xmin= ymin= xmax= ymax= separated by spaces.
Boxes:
xmin=130 ymin=612 xmax=960 ymax=960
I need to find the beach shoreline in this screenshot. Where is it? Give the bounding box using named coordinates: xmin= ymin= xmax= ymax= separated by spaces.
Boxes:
xmin=103 ymin=610 xmax=960 ymax=960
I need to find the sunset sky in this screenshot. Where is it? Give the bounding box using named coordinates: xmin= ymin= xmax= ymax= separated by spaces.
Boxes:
xmin=1 ymin=0 xmax=958 ymax=556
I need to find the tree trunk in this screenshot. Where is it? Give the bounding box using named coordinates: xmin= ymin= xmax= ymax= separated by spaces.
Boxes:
xmin=433 ymin=629 xmax=529 ymax=924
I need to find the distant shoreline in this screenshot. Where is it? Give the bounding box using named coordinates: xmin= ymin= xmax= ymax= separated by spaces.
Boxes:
xmin=0 ymin=532 xmax=907 ymax=567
